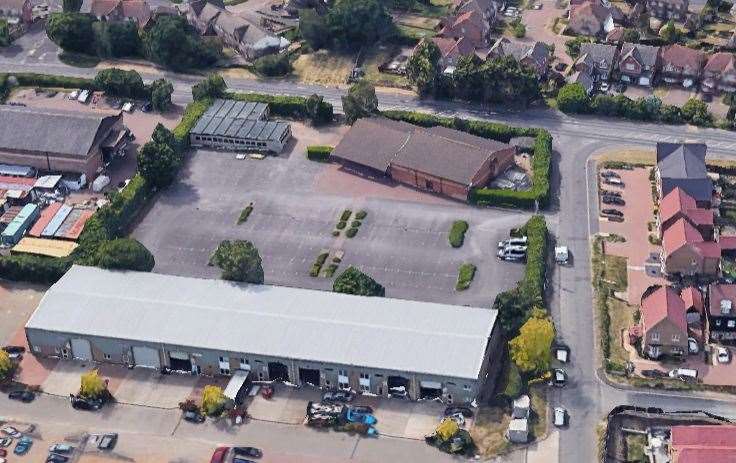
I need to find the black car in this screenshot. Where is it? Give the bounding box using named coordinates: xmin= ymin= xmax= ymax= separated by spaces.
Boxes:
xmin=321 ymin=390 xmax=353 ymax=403
xmin=641 ymin=369 xmax=668 ymax=379
xmin=2 ymin=346 xmax=25 ymax=354
xmin=233 ymin=459 xmax=257 ymax=463
xmin=444 ymin=406 xmax=473 ymax=418
xmin=600 ymin=171 xmax=620 ymax=179
xmin=141 ymin=102 xmax=152 ymax=112
xmin=97 ymin=433 xmax=118 ymax=451
xmin=600 ymin=189 xmax=621 ymax=198
xmin=233 ymin=447 xmax=262 ymax=458
xmin=46 ymin=454 xmax=69 ymax=463
xmin=8 ymin=390 xmax=35 ymax=403
xmin=69 ymin=395 xmax=102 ymax=411
xmin=602 ymin=196 xmax=625 ymax=206
xmin=601 ymin=208 xmax=624 ymax=217
xmin=183 ymin=410 xmax=205 ymax=423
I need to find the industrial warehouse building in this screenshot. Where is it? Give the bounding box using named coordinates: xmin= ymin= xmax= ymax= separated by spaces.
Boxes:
xmin=25 ymin=266 xmax=503 ymax=404
xmin=189 ymin=99 xmax=292 ymax=154
xmin=0 ymin=106 xmax=128 ymax=178
xmin=330 ymin=117 xmax=517 ymax=202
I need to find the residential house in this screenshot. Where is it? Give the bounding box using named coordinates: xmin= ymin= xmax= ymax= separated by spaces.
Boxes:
xmin=568 ymin=0 xmax=614 ymax=37
xmin=656 ymin=142 xmax=712 ymax=207
xmin=0 ymin=0 xmax=31 ymax=24
xmin=454 ymin=0 xmax=497 ymax=34
xmin=438 ymin=9 xmax=488 ymax=47
xmin=639 ymin=286 xmax=688 ymax=359
xmin=660 ymin=44 xmax=705 ymax=88
xmin=81 ymin=0 xmax=153 ymax=28
xmin=658 ymin=187 xmax=714 ymax=240
xmin=701 ymin=52 xmax=736 ymax=94
xmin=670 ymin=425 xmax=736 ymax=462
xmin=429 ymin=36 xmax=477 ymax=72
xmin=188 ymin=0 xmax=288 ymax=60
xmin=570 ymin=70 xmax=595 ymax=94
xmin=647 ymin=0 xmax=688 ymax=21
xmin=707 ymin=284 xmax=736 ymax=343
xmin=485 ymin=37 xmax=550 ymax=77
xmin=661 ymin=218 xmax=720 ymax=276
xmin=575 ymin=42 xmax=618 ymax=82
xmin=681 ymin=286 xmax=704 ymax=326
xmin=618 ymin=42 xmax=660 ymax=87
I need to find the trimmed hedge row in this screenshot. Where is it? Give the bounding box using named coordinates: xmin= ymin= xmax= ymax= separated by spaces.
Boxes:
xmin=227 ymin=92 xmax=333 ymax=120
xmin=0 ymin=99 xmax=208 ymax=283
xmin=173 ymin=97 xmax=212 ymax=151
xmin=307 ymin=145 xmax=333 ymax=161
xmin=381 ymin=110 xmax=551 ymax=210
xmin=11 ymin=72 xmax=95 ymax=90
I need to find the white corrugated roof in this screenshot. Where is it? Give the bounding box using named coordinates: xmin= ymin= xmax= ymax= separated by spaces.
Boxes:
xmin=26 ymin=266 xmax=498 ymax=380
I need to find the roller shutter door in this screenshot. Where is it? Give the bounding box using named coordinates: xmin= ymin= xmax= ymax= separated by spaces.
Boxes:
xmin=71 ymin=338 xmax=92 ymax=360
xmin=132 ymin=346 xmax=160 ymax=369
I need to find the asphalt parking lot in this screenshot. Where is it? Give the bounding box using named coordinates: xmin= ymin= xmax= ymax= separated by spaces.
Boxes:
xmin=133 ymin=122 xmax=528 ymax=305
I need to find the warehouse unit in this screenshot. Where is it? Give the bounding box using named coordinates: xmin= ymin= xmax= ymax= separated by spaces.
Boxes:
xmin=26 ymin=266 xmax=503 ymax=404
xmin=189 ymin=99 xmax=291 ymax=154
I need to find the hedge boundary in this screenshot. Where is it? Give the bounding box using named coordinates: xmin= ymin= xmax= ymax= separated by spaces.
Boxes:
xmin=381 ymin=110 xmax=551 ymax=210
xmin=226 ymin=92 xmax=333 ymax=120
xmin=307 ymin=145 xmax=333 ymax=161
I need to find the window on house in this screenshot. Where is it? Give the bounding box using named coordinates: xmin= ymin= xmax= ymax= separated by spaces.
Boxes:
xmin=219 ymin=356 xmax=227 ymax=362
xmin=716 ymin=320 xmax=723 ymax=326
xmin=360 ymin=373 xmax=370 ymax=380
xmin=338 ymin=369 xmax=347 ymax=376
xmin=463 ymin=385 xmax=471 ymax=391
xmin=651 ymin=332 xmax=660 ymax=341
xmin=729 ymin=320 xmax=736 ymax=328
xmin=104 ymin=353 xmax=112 ymax=360
xmin=672 ymin=334 xmax=680 ymax=342
xmin=220 ymin=367 xmax=230 ymax=375
xmin=375 ymin=374 xmax=383 ymax=377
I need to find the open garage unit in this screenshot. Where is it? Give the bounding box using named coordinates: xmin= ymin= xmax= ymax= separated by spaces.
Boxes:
xmin=24 ymin=266 xmax=504 ymax=404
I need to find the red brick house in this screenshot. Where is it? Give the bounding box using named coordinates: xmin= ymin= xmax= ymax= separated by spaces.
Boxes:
xmin=568 ymin=1 xmax=614 ymax=37
xmin=0 ymin=0 xmax=32 ymax=24
xmin=330 ymin=118 xmax=516 ymax=202
xmin=83 ymin=0 xmax=153 ymax=27
xmin=701 ymin=52 xmax=736 ymax=94
xmin=658 ymin=187 xmax=714 ymax=240
xmin=662 ymin=218 xmax=720 ymax=277
xmin=707 ymin=284 xmax=736 ymax=343
xmin=670 ymin=425 xmax=736 ymax=463
xmin=639 ymin=286 xmax=688 ymax=359
xmin=660 ymin=44 xmax=705 ymax=88
xmin=680 ymin=286 xmax=704 ymax=326
xmin=618 ymin=42 xmax=660 ymax=87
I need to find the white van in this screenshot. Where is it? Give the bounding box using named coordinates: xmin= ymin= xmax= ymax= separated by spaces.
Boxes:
xmin=668 ymin=368 xmax=698 ymax=380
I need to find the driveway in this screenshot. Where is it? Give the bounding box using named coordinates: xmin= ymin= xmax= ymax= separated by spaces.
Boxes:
xmin=520 ymin=0 xmax=571 ymax=65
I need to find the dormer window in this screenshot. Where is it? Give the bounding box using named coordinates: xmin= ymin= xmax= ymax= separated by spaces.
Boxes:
xmin=721 ymin=299 xmax=733 ymax=315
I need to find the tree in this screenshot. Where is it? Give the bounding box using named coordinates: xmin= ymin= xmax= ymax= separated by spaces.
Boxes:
xmin=253 ymin=53 xmax=292 ymax=77
xmin=510 ymin=18 xmax=526 ymax=38
xmin=144 ymin=16 xmax=221 ymax=70
xmin=300 ymin=9 xmax=328 ymax=50
xmin=152 ymin=123 xmax=175 ymax=147
xmin=621 ymin=28 xmax=640 ymax=43
xmin=137 ymin=140 xmax=181 ymax=188
xmin=333 ymin=266 xmax=385 ymax=296
xmin=305 ymin=94 xmax=333 ymax=125
xmin=95 ymin=238 xmax=155 ymax=271
xmin=681 ymin=97 xmax=713 ymax=126
xmin=564 ymin=36 xmax=591 ymax=59
xmin=62 ymin=0 xmax=82 ymax=12
xmin=326 ymin=0 xmax=394 ymax=49
xmin=0 ymin=19 xmax=10 ymax=47
xmin=453 ymin=55 xmax=540 ymax=106
xmin=93 ymin=68 xmax=145 ymax=98
xmin=406 ymin=40 xmax=442 ymax=96
xmin=211 ymin=240 xmax=264 ymax=283
xmin=509 ymin=309 xmax=555 ymax=374
xmin=342 ymin=80 xmax=378 ymax=124
xmin=557 ymin=83 xmax=590 ymax=113
xmin=201 ymin=385 xmax=227 ymax=416
xmin=0 ymin=350 xmax=12 ymax=380
xmin=46 ymin=13 xmax=96 ymax=54
xmin=660 ymin=20 xmax=680 ymax=43
xmin=94 ymin=20 xmax=140 ymax=58
xmin=150 ymin=79 xmax=174 ymax=112
xmin=192 ymin=73 xmax=227 ymax=101
xmin=80 ymin=369 xmax=106 ymax=399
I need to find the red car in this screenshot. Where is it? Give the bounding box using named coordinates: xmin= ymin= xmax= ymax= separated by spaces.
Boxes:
xmin=0 ymin=448 xmax=7 ymax=457
xmin=210 ymin=447 xmax=229 ymax=463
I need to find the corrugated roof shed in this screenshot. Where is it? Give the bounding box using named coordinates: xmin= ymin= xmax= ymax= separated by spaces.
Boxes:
xmin=29 ymin=202 xmax=63 ymax=237
xmin=41 ymin=204 xmax=72 ymax=237
xmin=61 ymin=209 xmax=94 ymax=240
xmin=27 ymin=266 xmax=499 ymax=380
xmin=12 ymin=237 xmax=78 ymax=258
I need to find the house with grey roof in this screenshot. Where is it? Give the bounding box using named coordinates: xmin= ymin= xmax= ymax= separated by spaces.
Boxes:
xmin=486 ymin=37 xmax=550 ymax=77
xmin=0 ymin=106 xmax=126 ymax=179
xmin=26 ymin=265 xmax=504 ymax=404
xmin=189 ymin=99 xmax=291 ymax=153
xmin=618 ymin=42 xmax=660 ymax=87
xmin=330 ymin=117 xmax=516 ymax=201
xmin=656 ymin=142 xmax=713 ymax=207
xmin=575 ymin=42 xmax=618 ymax=82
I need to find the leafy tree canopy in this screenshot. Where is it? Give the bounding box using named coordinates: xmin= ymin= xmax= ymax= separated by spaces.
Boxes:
xmin=93 ymin=68 xmax=145 ymax=99
xmin=0 ymin=350 xmax=12 ymax=380
xmin=557 ymin=83 xmax=590 ymax=113
xmin=94 ymin=238 xmax=155 ymax=272
xmin=137 ymin=140 xmax=181 ymax=188
xmin=80 ymin=369 xmax=106 ymax=399
xmin=406 ymin=40 xmax=442 ymax=96
xmin=46 ymin=13 xmax=96 ymax=53
xmin=509 ymin=309 xmax=555 ymax=374
xmin=342 ymin=80 xmax=379 ymax=124
xmin=201 ymin=385 xmax=227 ymax=416
xmin=150 ymin=78 xmax=174 ymax=112
xmin=211 ymin=240 xmax=265 ymax=283
xmin=192 ymin=73 xmax=227 ymax=101
xmin=333 ymin=266 xmax=385 ymax=296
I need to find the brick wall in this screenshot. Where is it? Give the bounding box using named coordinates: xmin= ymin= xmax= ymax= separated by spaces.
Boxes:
xmin=0 ymin=149 xmax=102 ymax=178
xmin=389 ymin=164 xmax=469 ymax=201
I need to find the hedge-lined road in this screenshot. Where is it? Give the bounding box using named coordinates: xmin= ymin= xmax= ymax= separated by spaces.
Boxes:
xmin=6 ymin=60 xmax=736 ymax=463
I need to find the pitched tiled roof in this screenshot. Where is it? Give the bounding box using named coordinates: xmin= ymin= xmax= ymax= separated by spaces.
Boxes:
xmin=640 ymin=286 xmax=687 ymax=334
xmin=708 ymin=285 xmax=736 ymax=317
xmin=704 ymin=52 xmax=736 ymax=73
xmin=571 ymin=1 xmax=611 ymax=23
xmin=579 ymin=42 xmax=617 ymax=67
xmin=657 ymin=142 xmax=712 ymax=203
xmin=671 ymin=425 xmax=736 ymax=463
xmin=663 ymin=217 xmax=704 ymax=250
xmin=432 ymin=36 xmax=475 ymax=59
xmin=659 ymin=187 xmax=713 ymax=228
xmin=680 ymin=286 xmax=703 ymax=314
xmin=490 ymin=37 xmax=550 ymax=70
xmin=619 ymin=42 xmax=659 ymax=67
xmin=661 ymin=44 xmax=705 ymax=69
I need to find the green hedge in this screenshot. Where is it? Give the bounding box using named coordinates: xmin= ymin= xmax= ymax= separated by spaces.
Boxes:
xmin=174 ymin=98 xmax=212 ymax=151
xmin=307 ymin=145 xmax=333 ymax=161
xmin=455 ymin=262 xmax=476 ymax=291
xmin=381 ymin=110 xmax=551 ymax=210
xmin=10 ymin=72 xmax=95 ymax=90
xmin=227 ymin=92 xmax=333 ymax=120
xmin=448 ymin=220 xmax=469 ymax=248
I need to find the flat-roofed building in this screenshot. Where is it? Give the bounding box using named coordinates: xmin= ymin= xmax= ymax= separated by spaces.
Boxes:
xmin=25 ymin=266 xmax=504 ymax=404
xmin=189 ymin=99 xmax=291 ymax=153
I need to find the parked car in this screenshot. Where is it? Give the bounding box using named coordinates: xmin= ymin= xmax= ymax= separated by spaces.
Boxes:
xmin=641 ymin=369 xmax=668 ymax=379
xmin=0 ymin=457 xmax=5 ymax=463
xmin=498 ymin=237 xmax=528 ymax=249
xmin=599 ymin=82 xmax=609 ymax=93
xmin=498 ymin=248 xmax=526 ymax=261
xmin=348 ymin=405 xmax=375 ymax=414
xmin=553 ymin=407 xmax=567 ymax=427
xmin=13 ymin=437 xmax=32 ymax=455
xmin=46 ymin=455 xmax=69 ymax=463
xmin=600 ymin=170 xmax=620 ymax=179
xmin=555 ymin=345 xmax=570 ymax=363
xmin=0 ymin=449 xmax=6 ymax=456
xmin=601 ymin=209 xmax=624 ymax=220
xmin=183 ymin=410 xmax=205 ymax=423
xmin=97 ymin=433 xmax=118 ymax=451
xmin=688 ymin=337 xmax=699 ymax=355
xmin=600 ymin=189 xmax=621 ymax=197
xmin=444 ymin=406 xmax=473 ymax=418
xmin=601 ymin=195 xmax=625 ymax=206
xmin=668 ymin=368 xmax=698 ymax=380
xmin=233 ymin=459 xmax=257 ymax=463
xmin=2 ymin=346 xmax=25 ymax=360
xmin=49 ymin=443 xmax=74 ymax=454
xmin=555 ymin=246 xmax=569 ymax=265
xmin=1 ymin=427 xmax=21 ymax=439
xmin=322 ymin=390 xmax=353 ymax=403
xmin=603 ymin=177 xmax=624 ymax=186
xmin=345 ymin=408 xmax=377 ymax=425
xmin=210 ymin=447 xmax=229 ymax=463
xmin=717 ymin=346 xmax=731 ymax=364
xmin=141 ymin=101 xmax=152 ymax=112
xmin=70 ymin=395 xmax=102 ymax=411
xmin=551 ymin=369 xmax=567 ymax=387
xmin=0 ymin=438 xmax=10 ymax=448
xmin=8 ymin=390 xmax=34 ymax=402
xmin=233 ymin=447 xmax=262 ymax=458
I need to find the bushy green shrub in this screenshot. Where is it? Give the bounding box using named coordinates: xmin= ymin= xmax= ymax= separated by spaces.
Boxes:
xmin=12 ymin=72 xmax=95 ymax=90
xmin=173 ymin=98 xmax=212 ymax=151
xmin=307 ymin=145 xmax=333 ymax=161
xmin=324 ymin=263 xmax=339 ymax=277
xmin=455 ymin=262 xmax=476 ymax=290
xmin=340 ymin=209 xmax=352 ymax=221
xmin=355 ymin=210 xmax=367 ymax=220
xmin=237 ymin=204 xmax=253 ymax=224
xmin=336 ymin=221 xmax=347 ymax=230
xmin=0 ymin=254 xmax=72 ymax=284
xmin=228 ymin=92 xmax=334 ymax=120
xmin=448 ymin=220 xmax=469 ymax=248
xmin=333 ymin=266 xmax=384 ymax=296
xmin=351 ymin=220 xmax=361 ymax=228
xmin=346 ymin=227 xmax=358 ymax=238
xmin=253 ymin=53 xmax=292 ymax=77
